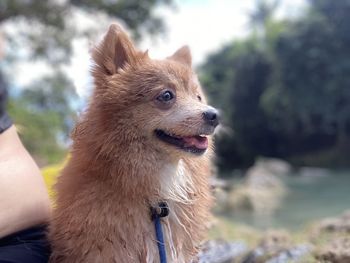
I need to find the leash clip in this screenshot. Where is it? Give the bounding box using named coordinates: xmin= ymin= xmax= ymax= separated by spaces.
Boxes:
xmin=151 ymin=201 xmax=169 ymax=220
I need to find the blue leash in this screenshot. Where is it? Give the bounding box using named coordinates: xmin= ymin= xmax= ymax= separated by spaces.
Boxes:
xmin=151 ymin=202 xmax=169 ymax=263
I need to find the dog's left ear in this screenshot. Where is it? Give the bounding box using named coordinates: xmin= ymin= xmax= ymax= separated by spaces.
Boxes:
xmin=92 ymin=24 xmax=138 ymax=80
xmin=168 ymin=45 xmax=192 ymax=67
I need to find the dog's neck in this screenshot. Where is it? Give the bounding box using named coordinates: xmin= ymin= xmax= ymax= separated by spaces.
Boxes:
xmin=158 ymin=159 xmax=195 ymax=204
xmin=73 ymin=111 xmax=197 ymax=203
xmin=75 ymin=135 xmax=186 ymax=200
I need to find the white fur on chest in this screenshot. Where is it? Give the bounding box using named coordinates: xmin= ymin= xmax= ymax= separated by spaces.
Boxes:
xmin=159 ymin=159 xmax=195 ymax=203
xmin=154 ymin=159 xmax=195 ymax=263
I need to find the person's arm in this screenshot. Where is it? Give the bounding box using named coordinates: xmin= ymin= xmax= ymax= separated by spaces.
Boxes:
xmin=0 ymin=125 xmax=51 ymax=238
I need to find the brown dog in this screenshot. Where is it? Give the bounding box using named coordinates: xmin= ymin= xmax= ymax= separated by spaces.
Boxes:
xmin=48 ymin=24 xmax=219 ymax=263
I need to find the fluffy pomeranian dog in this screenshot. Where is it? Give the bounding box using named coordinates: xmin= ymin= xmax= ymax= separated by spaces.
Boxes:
xmin=48 ymin=24 xmax=220 ymax=263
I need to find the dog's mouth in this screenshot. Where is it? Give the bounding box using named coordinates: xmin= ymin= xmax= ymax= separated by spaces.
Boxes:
xmin=155 ymin=129 xmax=209 ymax=155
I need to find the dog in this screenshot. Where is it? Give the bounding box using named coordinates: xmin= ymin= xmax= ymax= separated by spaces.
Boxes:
xmin=48 ymin=24 xmax=220 ymax=263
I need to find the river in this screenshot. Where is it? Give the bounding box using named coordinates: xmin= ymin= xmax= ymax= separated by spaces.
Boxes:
xmin=225 ymin=169 xmax=350 ymax=230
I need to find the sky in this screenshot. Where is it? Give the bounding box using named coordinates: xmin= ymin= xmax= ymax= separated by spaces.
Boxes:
xmin=7 ymin=0 xmax=307 ymax=98
xmin=142 ymin=0 xmax=306 ymax=65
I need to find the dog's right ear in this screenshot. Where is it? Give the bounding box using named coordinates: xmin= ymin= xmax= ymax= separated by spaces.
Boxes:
xmin=168 ymin=45 xmax=192 ymax=67
xmin=92 ymin=24 xmax=138 ymax=80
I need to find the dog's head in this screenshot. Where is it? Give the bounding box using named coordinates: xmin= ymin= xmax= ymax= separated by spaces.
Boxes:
xmin=90 ymin=24 xmax=219 ymax=158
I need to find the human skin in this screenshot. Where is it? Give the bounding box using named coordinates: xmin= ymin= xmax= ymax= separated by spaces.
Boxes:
xmin=0 ymin=125 xmax=51 ymax=238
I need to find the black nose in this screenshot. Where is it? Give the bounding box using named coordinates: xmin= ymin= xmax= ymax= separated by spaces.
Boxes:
xmin=203 ymin=108 xmax=220 ymax=127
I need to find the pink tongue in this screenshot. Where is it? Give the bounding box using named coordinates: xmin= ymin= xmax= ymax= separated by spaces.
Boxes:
xmin=183 ymin=136 xmax=208 ymax=149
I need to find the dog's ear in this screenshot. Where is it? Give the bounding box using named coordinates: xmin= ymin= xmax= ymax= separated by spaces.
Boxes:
xmin=168 ymin=45 xmax=192 ymax=67
xmin=92 ymin=24 xmax=138 ymax=78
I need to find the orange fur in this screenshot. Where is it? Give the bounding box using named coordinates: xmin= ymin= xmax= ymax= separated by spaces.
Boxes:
xmin=48 ymin=24 xmax=217 ymax=263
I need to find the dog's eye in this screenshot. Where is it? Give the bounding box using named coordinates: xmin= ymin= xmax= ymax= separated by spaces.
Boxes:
xmin=157 ymin=90 xmax=174 ymax=102
xmin=197 ymin=95 xmax=202 ymax=101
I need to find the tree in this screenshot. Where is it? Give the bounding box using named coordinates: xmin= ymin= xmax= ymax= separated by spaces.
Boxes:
xmin=1 ymin=0 xmax=173 ymax=62
xmin=7 ymin=71 xmax=78 ymax=165
xmin=201 ymin=41 xmax=277 ymax=170
xmin=249 ymin=0 xmax=280 ymax=31
xmin=264 ymin=0 xmax=350 ymax=147
xmin=1 ymin=0 xmax=173 ymax=165
xmin=201 ymin=0 xmax=350 ymax=171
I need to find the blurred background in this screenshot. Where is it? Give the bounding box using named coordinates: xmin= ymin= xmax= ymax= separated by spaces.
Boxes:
xmin=1 ymin=0 xmax=350 ymax=262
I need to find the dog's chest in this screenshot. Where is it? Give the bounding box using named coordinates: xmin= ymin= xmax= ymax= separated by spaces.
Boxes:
xmin=90 ymin=159 xmax=195 ymax=263
xmin=152 ymin=159 xmax=195 ymax=262
xmin=158 ymin=159 xmax=195 ymax=203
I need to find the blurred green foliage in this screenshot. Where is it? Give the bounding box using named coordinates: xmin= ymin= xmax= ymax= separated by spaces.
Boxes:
xmin=1 ymin=0 xmax=173 ymax=62
xmin=1 ymin=0 xmax=173 ymax=165
xmin=201 ymin=0 xmax=350 ymax=172
xmin=7 ymin=72 xmax=77 ymax=165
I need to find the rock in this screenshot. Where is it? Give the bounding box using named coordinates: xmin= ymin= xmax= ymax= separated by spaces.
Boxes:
xmin=242 ymin=231 xmax=312 ymax=263
xmin=227 ymin=159 xmax=287 ymax=216
xmin=316 ymin=210 xmax=350 ymax=233
xmin=315 ymin=237 xmax=350 ymax=263
xmin=198 ymin=240 xmax=248 ymax=263
xmin=266 ymin=245 xmax=311 ymax=263
xmin=259 ymin=230 xmax=291 ymax=250
xmin=242 ymin=230 xmax=291 ymax=263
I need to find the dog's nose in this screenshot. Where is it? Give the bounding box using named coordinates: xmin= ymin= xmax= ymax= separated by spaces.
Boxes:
xmin=203 ymin=108 xmax=220 ymax=127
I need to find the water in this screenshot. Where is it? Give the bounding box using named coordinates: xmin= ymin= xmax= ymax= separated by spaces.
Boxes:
xmin=227 ymin=170 xmax=350 ymax=230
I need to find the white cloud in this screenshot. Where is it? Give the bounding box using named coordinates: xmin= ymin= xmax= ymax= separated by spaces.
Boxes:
xmin=141 ymin=0 xmax=254 ymax=65
xmin=141 ymin=0 xmax=307 ymax=65
xmin=62 ymin=38 xmax=92 ymax=98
